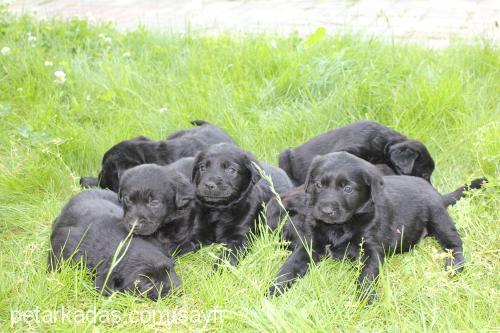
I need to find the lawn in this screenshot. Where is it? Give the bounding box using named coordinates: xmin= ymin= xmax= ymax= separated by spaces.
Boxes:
xmin=0 ymin=7 xmax=498 ymax=332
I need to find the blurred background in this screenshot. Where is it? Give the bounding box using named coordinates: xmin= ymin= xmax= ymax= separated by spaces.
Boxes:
xmin=7 ymin=0 xmax=499 ymax=48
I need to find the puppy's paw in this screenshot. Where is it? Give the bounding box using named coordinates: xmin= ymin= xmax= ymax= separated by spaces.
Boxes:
xmin=444 ymin=253 xmax=465 ymax=274
xmin=358 ymin=288 xmax=377 ymax=305
xmin=267 ymin=281 xmax=289 ymax=297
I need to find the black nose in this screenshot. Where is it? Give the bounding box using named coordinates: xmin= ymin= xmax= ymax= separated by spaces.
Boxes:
xmin=319 ymin=204 xmax=337 ymax=216
xmin=204 ymin=182 xmax=217 ymax=190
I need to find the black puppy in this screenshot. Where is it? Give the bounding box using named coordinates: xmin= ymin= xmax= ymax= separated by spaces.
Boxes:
xmin=266 ymin=176 xmax=486 ymax=252
xmin=49 ymin=190 xmax=181 ymax=300
xmin=279 ymin=120 xmax=435 ymax=185
xmin=269 ymin=152 xmax=483 ymax=301
xmin=119 ymin=162 xmax=196 ymax=255
xmin=80 ymin=120 xmax=235 ymax=192
xmin=191 ymin=143 xmax=286 ymax=266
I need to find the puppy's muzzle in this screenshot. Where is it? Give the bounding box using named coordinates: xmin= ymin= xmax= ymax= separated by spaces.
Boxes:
xmin=318 ymin=203 xmax=339 ymax=217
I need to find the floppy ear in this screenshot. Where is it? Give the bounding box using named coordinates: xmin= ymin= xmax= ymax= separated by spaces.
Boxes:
xmin=174 ymin=176 xmax=194 ymax=209
xmin=361 ymin=167 xmax=384 ymax=207
xmin=390 ymin=147 xmax=418 ymax=174
xmin=95 ymin=270 xmax=123 ymax=296
xmin=304 ymin=156 xmax=323 ymax=194
xmin=244 ymin=152 xmax=261 ymax=184
xmin=191 ymin=151 xmax=204 ymax=184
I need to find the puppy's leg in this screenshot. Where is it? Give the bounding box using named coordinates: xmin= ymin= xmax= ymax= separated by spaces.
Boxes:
xmin=214 ymin=235 xmax=248 ymax=268
xmin=357 ymin=243 xmax=383 ymax=304
xmin=268 ymin=244 xmax=321 ymax=296
xmin=176 ymin=240 xmax=201 ymax=256
xmin=428 ymin=208 xmax=465 ymax=272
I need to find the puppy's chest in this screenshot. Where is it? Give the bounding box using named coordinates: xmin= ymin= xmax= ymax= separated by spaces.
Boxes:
xmin=201 ymin=209 xmax=249 ymax=239
xmin=319 ymin=225 xmax=360 ymax=259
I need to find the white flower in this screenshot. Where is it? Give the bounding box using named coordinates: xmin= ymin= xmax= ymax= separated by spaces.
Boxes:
xmin=1 ymin=46 xmax=11 ymax=55
xmin=159 ymin=108 xmax=166 ymax=113
xmin=53 ymin=70 xmax=66 ymax=85
xmin=98 ymin=33 xmax=112 ymax=44
xmin=27 ymin=33 xmax=37 ymax=43
xmin=122 ymin=51 xmax=131 ymax=58
xmin=44 ymin=60 xmax=53 ymax=67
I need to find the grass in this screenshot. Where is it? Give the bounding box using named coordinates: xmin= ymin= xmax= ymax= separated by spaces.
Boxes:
xmin=0 ymin=7 xmax=499 ymax=332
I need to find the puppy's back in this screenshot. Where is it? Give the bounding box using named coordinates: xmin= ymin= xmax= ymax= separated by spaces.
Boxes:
xmin=49 ymin=190 xmax=125 ymax=269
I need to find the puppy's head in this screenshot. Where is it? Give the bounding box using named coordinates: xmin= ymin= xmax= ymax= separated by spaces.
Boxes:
xmin=96 ymin=247 xmax=181 ymax=300
xmin=192 ymin=143 xmax=261 ymax=205
xmin=119 ymin=164 xmax=194 ymax=235
xmin=304 ymin=152 xmax=384 ymax=225
xmin=98 ymin=137 xmax=153 ymax=192
xmin=386 ymin=140 xmax=434 ymax=182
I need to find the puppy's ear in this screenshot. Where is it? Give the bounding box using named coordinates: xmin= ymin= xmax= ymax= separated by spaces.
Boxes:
xmin=95 ymin=270 xmax=124 ymax=295
xmin=244 ymin=152 xmax=261 ymax=184
xmin=361 ymin=167 xmax=384 ymax=207
xmin=304 ymin=156 xmax=323 ymax=194
xmin=191 ymin=151 xmax=204 ymax=184
xmin=174 ymin=176 xmax=195 ymax=209
xmin=389 ymin=145 xmax=419 ymax=174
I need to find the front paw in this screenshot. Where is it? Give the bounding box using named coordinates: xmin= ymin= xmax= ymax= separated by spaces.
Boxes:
xmin=268 ymin=283 xmax=283 ymax=297
xmin=444 ymin=252 xmax=465 ymax=274
xmin=358 ymin=287 xmax=377 ymax=305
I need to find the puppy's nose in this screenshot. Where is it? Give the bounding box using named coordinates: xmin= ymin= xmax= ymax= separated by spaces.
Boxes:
xmin=319 ymin=204 xmax=337 ymax=216
xmin=204 ymin=182 xmax=217 ymax=191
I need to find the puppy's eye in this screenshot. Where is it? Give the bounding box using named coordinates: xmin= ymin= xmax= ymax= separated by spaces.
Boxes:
xmin=226 ymin=166 xmax=237 ymax=175
xmin=343 ymin=185 xmax=353 ymax=194
xmin=148 ymin=199 xmax=161 ymax=208
xmin=315 ymin=181 xmax=323 ymax=189
xmin=198 ymin=165 xmax=206 ymax=172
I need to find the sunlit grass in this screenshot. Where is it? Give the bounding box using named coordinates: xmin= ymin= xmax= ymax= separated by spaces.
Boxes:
xmin=0 ymin=8 xmax=498 ymax=332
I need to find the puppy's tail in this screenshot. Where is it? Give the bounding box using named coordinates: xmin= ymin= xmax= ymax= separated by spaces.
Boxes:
xmin=190 ymin=120 xmax=212 ymax=127
xmin=442 ymin=177 xmax=488 ymax=207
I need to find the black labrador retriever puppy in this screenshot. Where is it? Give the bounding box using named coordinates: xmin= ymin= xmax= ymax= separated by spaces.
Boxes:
xmin=49 ymin=190 xmax=181 ymax=300
xmin=279 ymin=120 xmax=435 ymax=185
xmin=190 ymin=143 xmax=291 ymax=266
xmin=265 ymin=164 xmax=395 ymax=250
xmin=119 ymin=162 xmax=197 ymax=255
xmin=269 ymin=152 xmax=484 ymax=301
xmin=266 ymin=175 xmax=486 ymax=252
xmin=80 ymin=120 xmax=235 ymax=192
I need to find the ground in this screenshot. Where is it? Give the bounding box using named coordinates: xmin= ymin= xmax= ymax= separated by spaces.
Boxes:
xmin=9 ymin=0 xmax=500 ymax=48
xmin=0 ymin=4 xmax=499 ymax=333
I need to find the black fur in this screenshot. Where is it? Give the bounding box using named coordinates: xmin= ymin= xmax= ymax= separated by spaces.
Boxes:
xmin=269 ymin=152 xmax=484 ymax=301
xmin=80 ymin=121 xmax=235 ymax=192
xmin=278 ymin=121 xmax=435 ymax=185
xmin=119 ymin=163 xmax=197 ymax=255
xmin=190 ymin=143 xmax=282 ymax=266
xmin=48 ymin=190 xmax=181 ymax=300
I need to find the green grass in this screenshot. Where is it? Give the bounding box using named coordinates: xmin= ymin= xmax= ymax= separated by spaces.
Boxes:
xmin=1 ymin=8 xmax=499 ymax=332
